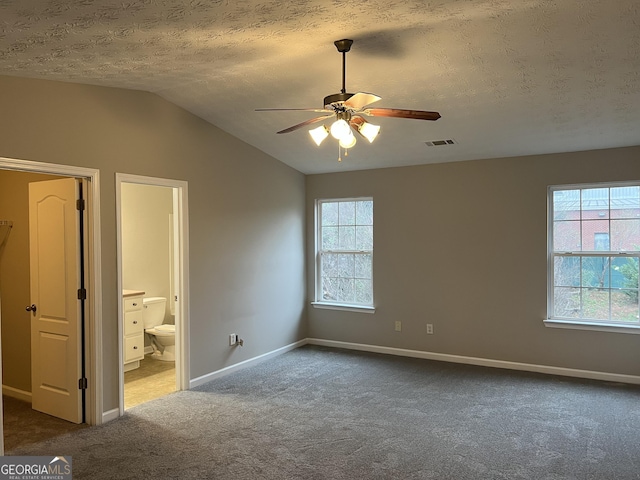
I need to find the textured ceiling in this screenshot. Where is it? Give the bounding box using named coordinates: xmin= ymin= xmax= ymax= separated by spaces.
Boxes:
xmin=1 ymin=0 xmax=639 ymax=174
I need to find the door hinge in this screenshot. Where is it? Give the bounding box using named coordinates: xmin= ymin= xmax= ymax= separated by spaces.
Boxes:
xmin=79 ymin=378 xmax=88 ymax=390
xmin=77 ymin=288 xmax=87 ymax=300
xmin=76 ymin=198 xmax=85 ymax=211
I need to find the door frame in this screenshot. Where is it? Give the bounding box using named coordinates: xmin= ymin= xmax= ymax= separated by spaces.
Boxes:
xmin=115 ymin=173 xmax=190 ymax=415
xmin=0 ymin=156 xmax=103 ymax=454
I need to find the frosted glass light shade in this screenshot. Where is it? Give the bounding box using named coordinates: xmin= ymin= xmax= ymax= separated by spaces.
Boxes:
xmin=309 ymin=125 xmax=329 ymax=146
xmin=339 ymin=130 xmax=357 ymax=149
xmin=330 ymin=119 xmax=351 ymax=140
xmin=359 ymin=122 xmax=381 ymax=143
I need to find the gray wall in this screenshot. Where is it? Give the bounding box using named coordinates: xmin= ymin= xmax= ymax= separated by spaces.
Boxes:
xmin=0 ymin=75 xmax=307 ymax=413
xmin=306 ymin=146 xmax=640 ymax=376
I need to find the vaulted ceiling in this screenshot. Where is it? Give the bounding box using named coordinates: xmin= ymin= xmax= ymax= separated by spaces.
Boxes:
xmin=1 ymin=0 xmax=639 ymax=174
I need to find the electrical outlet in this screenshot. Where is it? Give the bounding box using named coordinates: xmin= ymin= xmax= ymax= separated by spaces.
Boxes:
xmin=426 ymin=324 xmax=434 ymax=335
xmin=229 ymin=334 xmax=237 ymax=346
xmin=395 ymin=321 xmax=402 ymax=332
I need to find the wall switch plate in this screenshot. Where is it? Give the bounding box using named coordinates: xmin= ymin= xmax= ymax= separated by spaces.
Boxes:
xmin=395 ymin=321 xmax=402 ymax=332
xmin=229 ymin=334 xmax=237 ymax=346
xmin=426 ymin=324 xmax=434 ymax=335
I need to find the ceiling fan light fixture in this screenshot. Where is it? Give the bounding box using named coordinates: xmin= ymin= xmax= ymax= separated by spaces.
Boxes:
xmin=339 ymin=130 xmax=357 ymax=149
xmin=309 ymin=125 xmax=330 ymax=146
xmin=256 ymin=38 xmax=441 ymax=163
xmin=330 ymin=119 xmax=351 ymax=140
xmin=359 ymin=122 xmax=381 ymax=143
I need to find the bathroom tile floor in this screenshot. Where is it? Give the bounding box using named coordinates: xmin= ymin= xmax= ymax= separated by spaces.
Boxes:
xmin=124 ymin=354 xmax=176 ymax=409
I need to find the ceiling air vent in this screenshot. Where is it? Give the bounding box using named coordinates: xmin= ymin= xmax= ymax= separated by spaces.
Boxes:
xmin=425 ymin=139 xmax=456 ymax=147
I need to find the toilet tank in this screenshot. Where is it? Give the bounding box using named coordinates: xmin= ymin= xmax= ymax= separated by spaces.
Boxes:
xmin=142 ymin=297 xmax=166 ymax=329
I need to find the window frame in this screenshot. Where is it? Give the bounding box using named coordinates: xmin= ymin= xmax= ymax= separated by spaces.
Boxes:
xmin=546 ymin=181 xmax=640 ymax=334
xmin=312 ymin=197 xmax=375 ymax=313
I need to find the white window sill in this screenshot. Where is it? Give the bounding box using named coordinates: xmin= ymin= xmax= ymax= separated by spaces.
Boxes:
xmin=544 ymin=318 xmax=640 ymax=334
xmin=311 ymin=302 xmax=375 ymax=314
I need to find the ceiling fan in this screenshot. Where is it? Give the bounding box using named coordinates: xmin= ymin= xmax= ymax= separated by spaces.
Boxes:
xmin=256 ymin=39 xmax=441 ymax=160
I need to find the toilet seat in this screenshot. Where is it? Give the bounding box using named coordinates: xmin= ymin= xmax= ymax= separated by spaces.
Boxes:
xmin=145 ymin=324 xmax=175 ymax=337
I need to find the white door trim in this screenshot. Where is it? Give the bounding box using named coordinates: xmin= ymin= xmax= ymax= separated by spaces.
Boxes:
xmin=0 ymin=157 xmax=103 ymax=434
xmin=115 ymin=173 xmax=190 ymax=415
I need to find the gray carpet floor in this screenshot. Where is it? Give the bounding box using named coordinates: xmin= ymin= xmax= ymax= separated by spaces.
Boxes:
xmin=3 ymin=395 xmax=88 ymax=451
xmin=7 ymin=345 xmax=640 ymax=479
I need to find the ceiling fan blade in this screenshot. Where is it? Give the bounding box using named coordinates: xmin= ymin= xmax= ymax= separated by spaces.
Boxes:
xmin=363 ymin=108 xmax=441 ymax=121
xmin=344 ymin=92 xmax=382 ymax=110
xmin=276 ymin=115 xmax=333 ymax=134
xmin=256 ymin=108 xmax=332 ymax=113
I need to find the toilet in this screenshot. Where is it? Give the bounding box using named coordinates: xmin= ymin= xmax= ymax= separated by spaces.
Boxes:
xmin=142 ymin=297 xmax=175 ymax=362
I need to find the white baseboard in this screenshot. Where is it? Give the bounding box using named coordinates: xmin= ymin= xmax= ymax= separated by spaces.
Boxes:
xmin=307 ymin=338 xmax=640 ymax=385
xmin=2 ymin=385 xmax=32 ymax=402
xmin=189 ymin=339 xmax=308 ymax=389
xmin=102 ymin=408 xmax=120 ymax=424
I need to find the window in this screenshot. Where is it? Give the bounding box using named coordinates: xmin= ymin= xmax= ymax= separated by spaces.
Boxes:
xmin=315 ymin=198 xmax=373 ymax=310
xmin=548 ymin=183 xmax=639 ymax=328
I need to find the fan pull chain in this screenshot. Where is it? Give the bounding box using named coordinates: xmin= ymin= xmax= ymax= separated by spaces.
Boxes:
xmin=336 ymin=144 xmax=351 ymax=162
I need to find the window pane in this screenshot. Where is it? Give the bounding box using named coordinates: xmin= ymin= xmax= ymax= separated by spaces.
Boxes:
xmin=611 ymin=186 xmax=640 ymax=219
xmin=554 ymin=287 xmax=580 ymax=318
xmin=356 ymin=200 xmax=373 ymax=225
xmin=339 ymin=201 xmax=356 ymax=225
xmin=322 ymin=277 xmax=338 ymax=302
xmin=355 ymin=253 xmax=372 ymax=279
xmin=322 ymin=226 xmax=338 ymax=249
xmin=554 ymin=256 xmax=580 ymax=287
xmin=553 ymin=190 xmax=580 ymax=221
xmin=355 ymin=279 xmax=372 ymax=305
xmin=611 ymin=219 xmax=640 ymax=251
xmin=355 ymin=226 xmax=373 ymax=250
xmin=611 ymin=257 xmax=638 ymax=290
xmin=339 ymin=226 xmax=356 ymax=249
xmin=582 ymin=188 xmax=609 ymax=215
xmin=581 ymin=256 xmax=610 ymax=288
xmin=553 ymin=221 xmax=580 ymax=251
xmin=582 ymin=288 xmax=610 ymax=320
xmin=611 ymin=290 xmax=639 ymax=322
xmin=321 ymin=253 xmax=338 ymax=278
xmin=337 ymin=278 xmax=355 ymax=303
xmin=581 ymin=220 xmax=609 ymax=251
xmin=322 ymin=202 xmax=339 ymax=226
xmin=338 ymin=254 xmax=354 ymax=278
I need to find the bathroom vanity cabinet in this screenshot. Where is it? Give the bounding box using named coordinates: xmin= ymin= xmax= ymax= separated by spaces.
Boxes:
xmin=123 ymin=290 xmax=145 ymax=372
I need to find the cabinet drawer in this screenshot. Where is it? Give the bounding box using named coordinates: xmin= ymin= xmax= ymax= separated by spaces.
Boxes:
xmin=124 ymin=310 xmax=143 ymax=336
xmin=124 ymin=297 xmax=143 ymax=312
xmin=124 ymin=334 xmax=144 ymax=363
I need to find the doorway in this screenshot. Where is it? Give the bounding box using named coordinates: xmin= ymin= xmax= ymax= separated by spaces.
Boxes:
xmin=116 ymin=174 xmax=189 ymax=414
xmin=0 ymin=157 xmax=103 ymax=455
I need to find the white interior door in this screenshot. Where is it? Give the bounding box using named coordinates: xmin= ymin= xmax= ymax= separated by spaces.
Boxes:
xmin=29 ymin=178 xmax=83 ymax=424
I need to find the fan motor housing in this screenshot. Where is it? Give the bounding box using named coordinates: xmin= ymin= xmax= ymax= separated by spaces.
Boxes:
xmin=324 ymin=92 xmax=354 ymax=108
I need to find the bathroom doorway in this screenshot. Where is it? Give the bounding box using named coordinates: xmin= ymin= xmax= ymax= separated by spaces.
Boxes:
xmin=116 ymin=174 xmax=189 ymax=413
